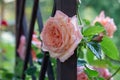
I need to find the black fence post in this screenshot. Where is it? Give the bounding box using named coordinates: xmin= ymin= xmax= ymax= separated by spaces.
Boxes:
xmin=22 ymin=0 xmax=39 ymax=79
xmin=56 ymin=0 xmax=77 ymax=80
xmin=15 ymin=0 xmax=25 ymax=79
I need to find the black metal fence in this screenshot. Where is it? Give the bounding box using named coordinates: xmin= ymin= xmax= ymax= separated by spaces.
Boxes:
xmin=15 ymin=0 xmax=77 ymax=80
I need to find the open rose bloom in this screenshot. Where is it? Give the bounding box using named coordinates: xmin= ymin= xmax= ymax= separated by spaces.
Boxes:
xmin=93 ymin=11 xmax=117 ymax=38
xmin=94 ymin=67 xmax=113 ymax=80
xmin=41 ymin=10 xmax=83 ymax=62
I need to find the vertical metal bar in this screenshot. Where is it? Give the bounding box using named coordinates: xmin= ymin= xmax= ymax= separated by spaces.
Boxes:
xmin=37 ymin=6 xmax=43 ymax=32
xmin=46 ymin=1 xmax=56 ymax=80
xmin=15 ymin=0 xmax=20 ymax=58
xmin=16 ymin=0 xmax=20 ymax=25
xmin=15 ymin=1 xmax=20 ymax=78
xmin=37 ymin=1 xmax=56 ymax=79
xmin=16 ymin=0 xmax=26 ymax=49
xmin=15 ymin=0 xmax=24 ymax=79
xmin=22 ymin=16 xmax=28 ymax=37
xmin=16 ymin=1 xmax=36 ymax=79
xmin=37 ymin=6 xmax=48 ymax=80
xmin=22 ymin=16 xmax=36 ymax=80
xmin=29 ymin=52 xmax=36 ymax=80
xmin=37 ymin=7 xmax=49 ymax=80
xmin=22 ymin=0 xmax=39 ymax=79
xmin=51 ymin=0 xmax=56 ymax=17
xmin=47 ymin=59 xmax=55 ymax=80
xmin=56 ymin=0 xmax=77 ymax=80
xmin=39 ymin=52 xmax=49 ymax=80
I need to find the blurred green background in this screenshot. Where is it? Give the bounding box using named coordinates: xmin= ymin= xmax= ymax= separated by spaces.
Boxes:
xmin=0 ymin=0 xmax=120 ymax=79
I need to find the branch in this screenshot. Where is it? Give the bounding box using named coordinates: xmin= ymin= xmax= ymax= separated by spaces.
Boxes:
xmin=107 ymin=67 xmax=120 ymax=80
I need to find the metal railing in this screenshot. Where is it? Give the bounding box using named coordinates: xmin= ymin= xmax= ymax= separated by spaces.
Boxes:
xmin=15 ymin=0 xmax=77 ymax=80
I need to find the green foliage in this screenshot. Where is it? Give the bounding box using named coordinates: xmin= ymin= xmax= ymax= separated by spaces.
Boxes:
xmin=83 ymin=19 xmax=91 ymax=25
xmin=1 ymin=72 xmax=14 ymax=80
xmin=0 ymin=40 xmax=15 ymax=79
xmin=77 ymin=59 xmax=87 ymax=66
xmin=101 ymin=36 xmax=119 ymax=60
xmin=25 ymin=66 xmax=37 ymax=76
xmin=94 ymin=77 xmax=105 ymax=80
xmin=86 ymin=48 xmax=94 ymax=63
xmin=14 ymin=57 xmax=24 ymax=77
xmin=83 ymin=26 xmax=104 ymax=36
xmin=78 ymin=14 xmax=120 ymax=79
xmin=84 ymin=66 xmax=106 ymax=80
xmin=87 ymin=42 xmax=101 ymax=59
xmin=86 ymin=49 xmax=108 ymax=67
xmin=84 ymin=66 xmax=99 ymax=77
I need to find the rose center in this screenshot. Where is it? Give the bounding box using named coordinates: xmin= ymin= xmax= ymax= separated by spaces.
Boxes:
xmin=47 ymin=26 xmax=62 ymax=47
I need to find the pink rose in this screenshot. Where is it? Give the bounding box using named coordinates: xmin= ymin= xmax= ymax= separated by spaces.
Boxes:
xmin=93 ymin=11 xmax=117 ymax=38
xmin=32 ymin=34 xmax=41 ymax=49
xmin=17 ymin=35 xmax=41 ymax=61
xmin=17 ymin=35 xmax=26 ymax=60
xmin=41 ymin=10 xmax=83 ymax=62
xmin=77 ymin=66 xmax=88 ymax=80
xmin=94 ymin=67 xmax=113 ymax=80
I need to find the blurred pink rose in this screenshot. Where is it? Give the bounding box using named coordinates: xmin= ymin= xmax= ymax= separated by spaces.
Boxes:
xmin=94 ymin=67 xmax=112 ymax=80
xmin=93 ymin=11 xmax=117 ymax=38
xmin=77 ymin=66 xmax=113 ymax=80
xmin=77 ymin=66 xmax=88 ymax=80
xmin=32 ymin=34 xmax=41 ymax=49
xmin=17 ymin=35 xmax=41 ymax=61
xmin=17 ymin=35 xmax=26 ymax=60
xmin=41 ymin=10 xmax=83 ymax=62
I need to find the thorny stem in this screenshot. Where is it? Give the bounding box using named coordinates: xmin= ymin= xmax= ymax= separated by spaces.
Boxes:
xmin=107 ymin=67 xmax=120 ymax=80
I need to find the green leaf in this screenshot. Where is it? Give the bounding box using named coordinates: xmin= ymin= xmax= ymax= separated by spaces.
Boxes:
xmin=86 ymin=49 xmax=107 ymax=67
xmin=90 ymin=60 xmax=108 ymax=67
xmin=0 ymin=68 xmax=8 ymax=72
xmin=84 ymin=66 xmax=99 ymax=77
xmin=94 ymin=77 xmax=105 ymax=80
xmin=77 ymin=45 xmax=84 ymax=58
xmin=87 ymin=42 xmax=102 ymax=59
xmin=83 ymin=26 xmax=104 ymax=36
xmin=100 ymin=36 xmax=119 ymax=60
xmin=98 ymin=77 xmax=105 ymax=80
xmin=77 ymin=59 xmax=87 ymax=66
xmin=37 ymin=53 xmax=44 ymax=58
xmin=25 ymin=66 xmax=37 ymax=75
xmin=83 ymin=19 xmax=91 ymax=25
xmin=86 ymin=48 xmax=94 ymax=64
xmin=95 ymin=22 xmax=103 ymax=27
xmin=2 ymin=72 xmax=13 ymax=80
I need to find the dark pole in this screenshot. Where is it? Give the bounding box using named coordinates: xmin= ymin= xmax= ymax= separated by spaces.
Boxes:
xmin=22 ymin=0 xmax=39 ymax=79
xmin=56 ymin=0 xmax=77 ymax=80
